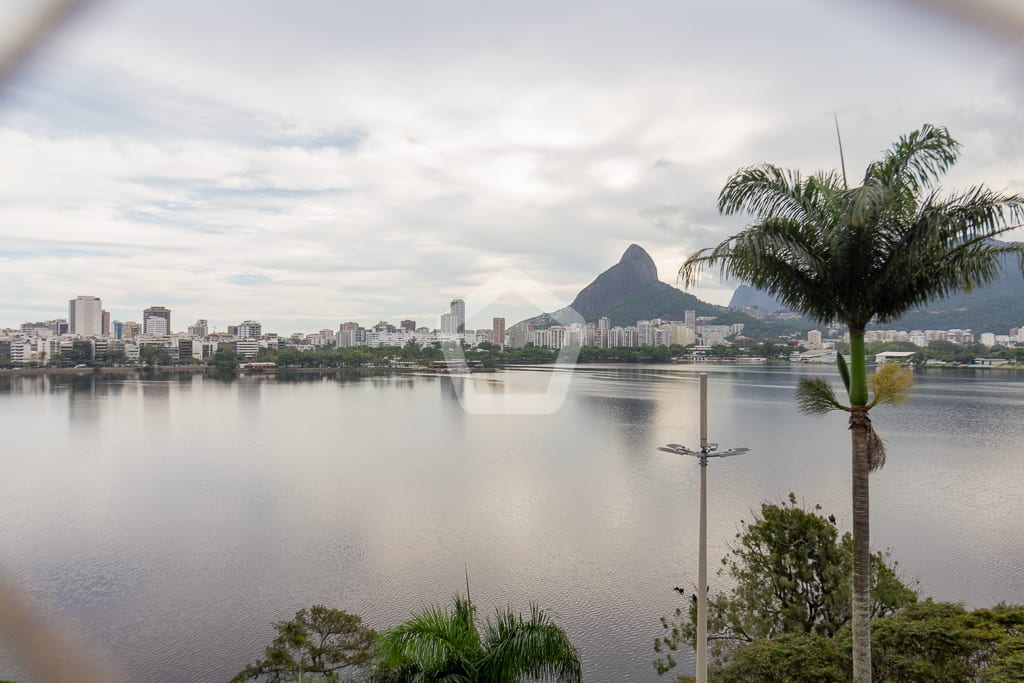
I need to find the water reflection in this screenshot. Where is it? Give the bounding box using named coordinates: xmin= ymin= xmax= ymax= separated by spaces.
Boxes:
xmin=235 ymin=376 xmax=263 ymax=403
xmin=0 ymin=367 xmax=1021 ymax=683
xmin=67 ymin=378 xmax=99 ymax=426
xmin=140 ymin=381 xmax=171 ymax=401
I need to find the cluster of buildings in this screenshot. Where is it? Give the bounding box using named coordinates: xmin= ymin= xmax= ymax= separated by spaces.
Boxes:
xmin=5 ymin=294 xmax=1020 ymax=367
xmin=862 ymin=327 xmax=1022 ymax=348
xmin=0 ymin=295 xmax=740 ymax=367
xmin=340 ymin=305 xmax=742 ymax=352
xmin=800 ymin=326 xmax=1024 ymax=352
xmin=335 ymin=300 xmax=500 ymax=349
xmin=0 ymin=296 xmax=287 ymax=364
xmin=0 ymin=297 xmax=508 ymax=365
xmin=506 ymin=311 xmax=743 ymax=350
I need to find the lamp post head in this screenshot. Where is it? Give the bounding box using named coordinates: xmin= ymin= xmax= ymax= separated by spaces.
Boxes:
xmin=658 ymin=443 xmax=751 ymax=462
xmin=658 ymin=444 xmax=697 ymax=456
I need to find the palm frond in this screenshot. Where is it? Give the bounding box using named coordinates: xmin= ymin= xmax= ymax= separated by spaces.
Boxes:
xmin=865 ymin=422 xmax=887 ymax=472
xmin=679 ymin=215 xmax=846 ymax=324
xmin=375 ymin=602 xmax=481 ymax=675
xmin=873 ymin=239 xmax=1024 ymax=323
xmin=864 ymin=123 xmax=959 ymax=193
xmin=925 ymin=186 xmax=1024 ymax=242
xmin=868 ymin=364 xmax=914 ymax=409
xmin=718 ymin=164 xmax=808 ymax=221
xmin=479 ymin=603 xmax=581 ymax=683
xmin=796 ymin=377 xmax=847 ymax=416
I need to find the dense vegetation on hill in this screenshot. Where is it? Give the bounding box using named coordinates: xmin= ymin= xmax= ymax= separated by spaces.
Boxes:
xmin=732 ymin=249 xmax=1024 ymax=334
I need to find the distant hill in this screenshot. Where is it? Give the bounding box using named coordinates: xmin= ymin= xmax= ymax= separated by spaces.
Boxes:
xmin=526 ymin=244 xmax=714 ymax=327
xmin=524 ymin=245 xmax=813 ymax=339
xmin=727 ymin=248 xmax=1024 ymax=334
xmin=882 ymin=252 xmax=1024 ymax=333
xmin=728 ymin=285 xmax=786 ymax=314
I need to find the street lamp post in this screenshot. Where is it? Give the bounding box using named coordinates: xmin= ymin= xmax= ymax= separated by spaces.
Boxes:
xmin=659 ymin=373 xmax=749 ymax=683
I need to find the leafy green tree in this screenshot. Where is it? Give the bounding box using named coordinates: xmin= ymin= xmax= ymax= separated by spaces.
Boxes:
xmin=846 ymin=601 xmax=1024 ymax=683
xmin=374 ymin=592 xmax=580 ymax=683
xmin=680 ymin=124 xmax=1024 ymax=682
xmin=655 ymin=495 xmax=915 ymax=675
xmin=708 ymin=632 xmax=846 ymax=683
xmin=230 ymin=605 xmax=376 ymax=683
xmin=669 ymin=602 xmax=1024 ymax=683
xmin=208 ymin=347 xmax=240 ymax=373
xmin=138 ymin=345 xmax=171 ymax=368
xmin=255 ymin=348 xmax=279 ymax=363
xmin=402 ymin=339 xmax=422 ymax=360
xmin=97 ymin=349 xmax=128 ymax=366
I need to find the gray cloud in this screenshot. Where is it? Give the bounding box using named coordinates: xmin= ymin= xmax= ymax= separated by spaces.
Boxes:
xmin=1 ymin=0 xmax=1021 ymax=331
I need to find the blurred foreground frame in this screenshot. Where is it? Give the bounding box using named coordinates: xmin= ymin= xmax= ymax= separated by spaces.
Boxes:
xmin=0 ymin=0 xmax=1022 ymax=681
xmin=2 ymin=7 xmax=121 ymax=683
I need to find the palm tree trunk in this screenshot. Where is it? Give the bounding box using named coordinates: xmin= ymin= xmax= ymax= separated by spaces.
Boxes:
xmin=850 ymin=407 xmax=872 ymax=683
xmin=848 ymin=331 xmax=871 ymax=683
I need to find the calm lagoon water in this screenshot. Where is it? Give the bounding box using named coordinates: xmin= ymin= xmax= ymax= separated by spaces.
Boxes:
xmin=1 ymin=365 xmax=1022 ymax=682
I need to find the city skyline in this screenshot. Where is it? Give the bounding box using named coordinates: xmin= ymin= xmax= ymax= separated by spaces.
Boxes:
xmin=7 ymin=290 xmax=1024 ymax=341
xmin=1 ymin=3 xmax=1022 ymax=331
xmin=9 ymin=294 xmax=518 ymax=337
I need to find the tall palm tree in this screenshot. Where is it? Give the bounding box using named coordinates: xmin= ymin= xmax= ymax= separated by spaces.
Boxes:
xmin=679 ymin=124 xmax=1024 ymax=682
xmin=374 ymin=592 xmax=581 ymax=683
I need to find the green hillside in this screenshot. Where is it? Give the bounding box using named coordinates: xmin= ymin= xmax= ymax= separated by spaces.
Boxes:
xmin=879 ymin=270 xmax=1024 ymax=333
xmin=733 ymin=248 xmax=1024 ymax=335
xmin=586 ymin=282 xmax=815 ymax=339
xmin=593 ymin=282 xmax=717 ymax=326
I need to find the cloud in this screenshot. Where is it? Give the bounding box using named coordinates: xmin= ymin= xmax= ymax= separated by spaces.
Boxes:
xmin=1 ymin=1 xmax=1021 ymax=330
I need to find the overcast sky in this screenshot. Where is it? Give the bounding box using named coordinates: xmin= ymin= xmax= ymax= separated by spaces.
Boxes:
xmin=1 ymin=0 xmax=1021 ymax=333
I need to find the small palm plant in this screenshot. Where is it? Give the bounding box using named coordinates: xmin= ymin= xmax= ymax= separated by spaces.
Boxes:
xmin=374 ymin=589 xmax=580 ymax=683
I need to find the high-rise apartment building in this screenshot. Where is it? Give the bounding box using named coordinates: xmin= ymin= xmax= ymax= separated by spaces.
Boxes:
xmin=492 ymin=317 xmax=505 ymax=349
xmin=400 ymin=319 xmax=416 ymax=331
xmin=101 ymin=310 xmax=110 ymax=337
xmin=145 ymin=316 xmax=169 ymax=337
xmin=122 ymin=321 xmax=142 ymax=340
xmin=69 ymin=296 xmax=103 ymax=336
xmin=671 ymin=322 xmax=696 ymax=346
xmin=188 ymin=319 xmax=209 ymax=338
xmin=623 ymin=326 xmax=639 ymax=348
xmin=338 ymin=322 xmax=359 ymax=345
xmin=637 ymin=320 xmax=654 ymax=346
xmin=450 ymin=299 xmax=465 ymax=333
xmin=596 ymin=316 xmax=611 ymax=349
xmin=238 ymin=320 xmax=262 ymax=340
xmin=608 ymin=326 xmax=624 ymax=347
xmin=440 ymin=312 xmax=455 ymax=334
xmin=143 ymin=306 xmax=171 ymax=335
xmin=507 ymin=321 xmax=533 ymax=349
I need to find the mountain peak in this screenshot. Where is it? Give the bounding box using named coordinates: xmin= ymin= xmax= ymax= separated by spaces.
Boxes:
xmin=619 ymin=243 xmax=654 ymax=268
xmin=567 ymin=245 xmax=660 ymax=320
xmin=523 ymin=243 xmax=758 ymax=330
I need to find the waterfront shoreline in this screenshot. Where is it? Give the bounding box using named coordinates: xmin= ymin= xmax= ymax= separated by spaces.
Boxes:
xmin=3 ymin=360 xmax=1022 ymax=378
